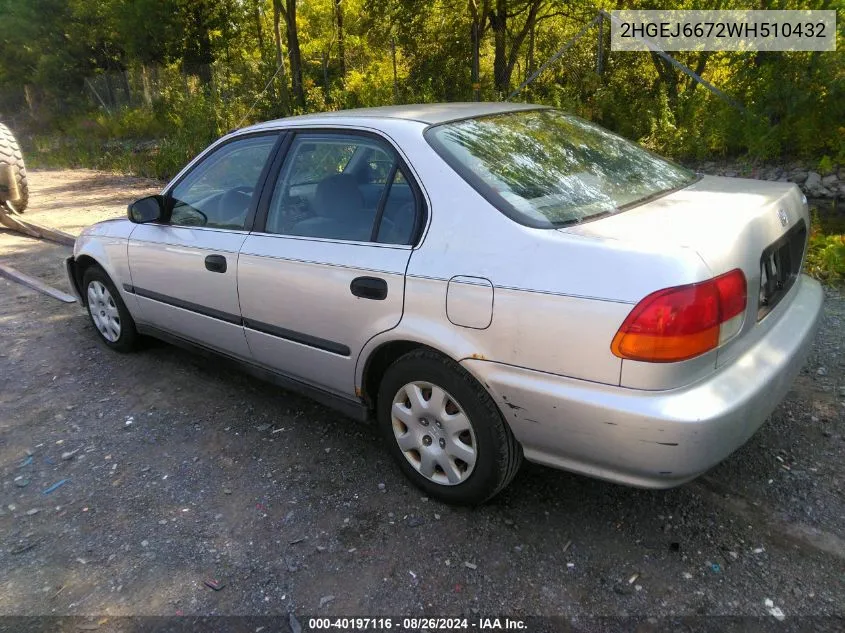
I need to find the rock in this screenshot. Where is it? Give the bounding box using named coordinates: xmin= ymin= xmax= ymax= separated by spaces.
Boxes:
xmin=817 ymin=367 xmax=828 ymax=376
xmin=804 ymin=172 xmax=824 ymax=196
xmin=290 ymin=614 xmax=302 ymax=633
xmin=613 ymin=583 xmax=633 ymax=595
xmin=377 ymin=483 xmax=385 ymax=490
xmin=407 ymin=516 xmax=424 ymax=527
xmin=319 ymin=595 xmax=335 ymax=608
xmin=789 ymin=170 xmax=809 ymax=184
xmin=822 ymin=174 xmax=838 ymax=187
xmin=464 ymin=562 xmax=477 ymax=570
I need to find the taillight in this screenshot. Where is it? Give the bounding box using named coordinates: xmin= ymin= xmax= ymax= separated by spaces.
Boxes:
xmin=611 ymin=269 xmax=747 ymax=363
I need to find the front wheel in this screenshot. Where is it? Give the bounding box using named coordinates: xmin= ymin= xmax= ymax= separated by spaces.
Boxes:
xmin=82 ymin=265 xmax=139 ymax=352
xmin=376 ymin=349 xmax=522 ymax=505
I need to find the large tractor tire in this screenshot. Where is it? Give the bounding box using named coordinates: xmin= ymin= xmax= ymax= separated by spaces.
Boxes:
xmin=0 ymin=122 xmax=29 ymax=212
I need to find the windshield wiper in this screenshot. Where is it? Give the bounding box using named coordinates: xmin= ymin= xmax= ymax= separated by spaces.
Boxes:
xmin=552 ymin=210 xmax=614 ymax=227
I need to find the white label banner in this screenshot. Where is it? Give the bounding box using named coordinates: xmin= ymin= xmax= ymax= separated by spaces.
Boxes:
xmin=610 ymin=10 xmax=837 ymax=52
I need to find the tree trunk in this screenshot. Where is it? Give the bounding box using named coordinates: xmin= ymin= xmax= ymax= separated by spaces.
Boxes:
xmin=490 ymin=0 xmax=508 ymax=95
xmin=322 ymin=52 xmax=330 ymax=99
xmin=335 ymin=0 xmax=346 ymax=79
xmin=391 ymin=38 xmax=399 ymax=103
xmin=104 ymin=73 xmax=117 ymax=109
xmin=282 ymin=0 xmax=306 ymax=109
xmin=272 ymin=0 xmax=291 ymax=115
xmin=469 ymin=1 xmax=483 ymax=101
xmin=489 ymin=0 xmax=542 ymax=96
xmin=253 ymin=0 xmax=266 ymax=62
xmin=121 ymin=70 xmax=132 ymax=106
xmin=525 ymin=20 xmax=535 ymax=82
xmin=650 ymin=52 xmax=679 ymax=110
xmin=23 ymin=84 xmax=38 ymax=118
xmin=140 ymin=65 xmax=153 ymax=106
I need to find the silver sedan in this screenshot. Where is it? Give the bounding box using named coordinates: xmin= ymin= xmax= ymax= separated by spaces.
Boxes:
xmin=66 ymin=102 xmax=824 ymax=504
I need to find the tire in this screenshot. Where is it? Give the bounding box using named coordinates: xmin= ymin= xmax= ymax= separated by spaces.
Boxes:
xmin=0 ymin=122 xmax=28 ymax=212
xmin=376 ymin=349 xmax=522 ymax=505
xmin=82 ymin=265 xmax=139 ymax=352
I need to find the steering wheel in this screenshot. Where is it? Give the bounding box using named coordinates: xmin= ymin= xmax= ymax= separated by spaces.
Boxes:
xmin=171 ymin=203 xmax=208 ymax=227
xmin=218 ymin=186 xmax=254 ymax=225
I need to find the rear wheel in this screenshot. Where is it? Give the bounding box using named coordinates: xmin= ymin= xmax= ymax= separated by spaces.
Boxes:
xmin=82 ymin=266 xmax=139 ymax=352
xmin=377 ymin=349 xmax=522 ymax=504
xmin=0 ymin=122 xmax=28 ymax=212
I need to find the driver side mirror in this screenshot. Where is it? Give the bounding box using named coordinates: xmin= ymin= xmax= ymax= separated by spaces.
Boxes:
xmin=128 ymin=195 xmax=166 ymax=224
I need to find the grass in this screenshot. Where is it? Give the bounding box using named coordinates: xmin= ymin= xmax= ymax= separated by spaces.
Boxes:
xmin=25 ymin=135 xmax=200 ymax=181
xmin=806 ymin=206 xmax=845 ymax=284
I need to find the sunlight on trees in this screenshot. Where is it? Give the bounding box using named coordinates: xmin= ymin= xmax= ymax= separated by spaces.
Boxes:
xmin=0 ymin=0 xmax=841 ymax=179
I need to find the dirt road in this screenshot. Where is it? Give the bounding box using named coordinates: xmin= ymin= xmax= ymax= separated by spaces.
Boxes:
xmin=1 ymin=170 xmax=844 ymax=623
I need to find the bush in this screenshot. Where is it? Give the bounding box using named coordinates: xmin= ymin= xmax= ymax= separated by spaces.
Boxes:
xmin=806 ymin=227 xmax=845 ymax=283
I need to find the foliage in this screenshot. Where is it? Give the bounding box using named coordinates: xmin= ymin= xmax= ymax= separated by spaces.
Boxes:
xmin=0 ymin=0 xmax=843 ymax=171
xmin=806 ymin=212 xmax=845 ymax=284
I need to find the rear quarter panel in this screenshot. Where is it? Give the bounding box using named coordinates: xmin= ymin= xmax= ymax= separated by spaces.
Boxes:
xmin=355 ymin=128 xmax=714 ymax=388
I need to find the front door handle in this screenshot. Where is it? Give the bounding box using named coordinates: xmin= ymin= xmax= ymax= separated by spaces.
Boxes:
xmin=204 ymin=254 xmax=227 ymax=273
xmin=350 ymin=276 xmax=387 ymax=300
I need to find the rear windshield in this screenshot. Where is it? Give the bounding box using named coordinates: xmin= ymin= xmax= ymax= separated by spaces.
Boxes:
xmin=425 ymin=109 xmax=697 ymax=228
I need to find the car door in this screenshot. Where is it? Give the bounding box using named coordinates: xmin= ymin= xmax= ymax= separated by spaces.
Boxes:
xmin=238 ymin=129 xmax=425 ymax=397
xmin=128 ymin=132 xmax=281 ymax=359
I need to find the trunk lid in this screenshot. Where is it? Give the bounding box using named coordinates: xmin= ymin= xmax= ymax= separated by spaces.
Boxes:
xmin=564 ymin=175 xmax=809 ymax=361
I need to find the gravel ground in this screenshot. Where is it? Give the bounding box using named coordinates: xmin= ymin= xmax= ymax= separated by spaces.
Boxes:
xmin=0 ymin=170 xmax=844 ymax=622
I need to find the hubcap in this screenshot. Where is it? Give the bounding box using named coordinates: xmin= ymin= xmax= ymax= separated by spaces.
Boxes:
xmin=391 ymin=381 xmax=477 ymax=486
xmin=87 ymin=280 xmax=121 ymax=343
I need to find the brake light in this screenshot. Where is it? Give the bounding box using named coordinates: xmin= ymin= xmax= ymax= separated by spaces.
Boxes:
xmin=611 ymin=269 xmax=747 ymax=363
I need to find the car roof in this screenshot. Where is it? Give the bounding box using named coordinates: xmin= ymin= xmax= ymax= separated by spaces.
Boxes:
xmin=244 ymin=101 xmax=548 ymax=130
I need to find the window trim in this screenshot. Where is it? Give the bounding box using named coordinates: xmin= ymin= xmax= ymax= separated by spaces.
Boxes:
xmin=161 ymin=131 xmax=285 ymax=232
xmin=253 ymin=128 xmax=427 ymax=247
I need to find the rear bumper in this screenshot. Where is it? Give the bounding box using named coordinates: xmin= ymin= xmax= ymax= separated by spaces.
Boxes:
xmin=462 ymin=274 xmax=824 ymax=488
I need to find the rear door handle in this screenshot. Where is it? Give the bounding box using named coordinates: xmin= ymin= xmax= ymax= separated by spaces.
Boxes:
xmin=350 ymin=276 xmax=387 ymax=300
xmin=204 ymin=254 xmax=227 ymax=273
